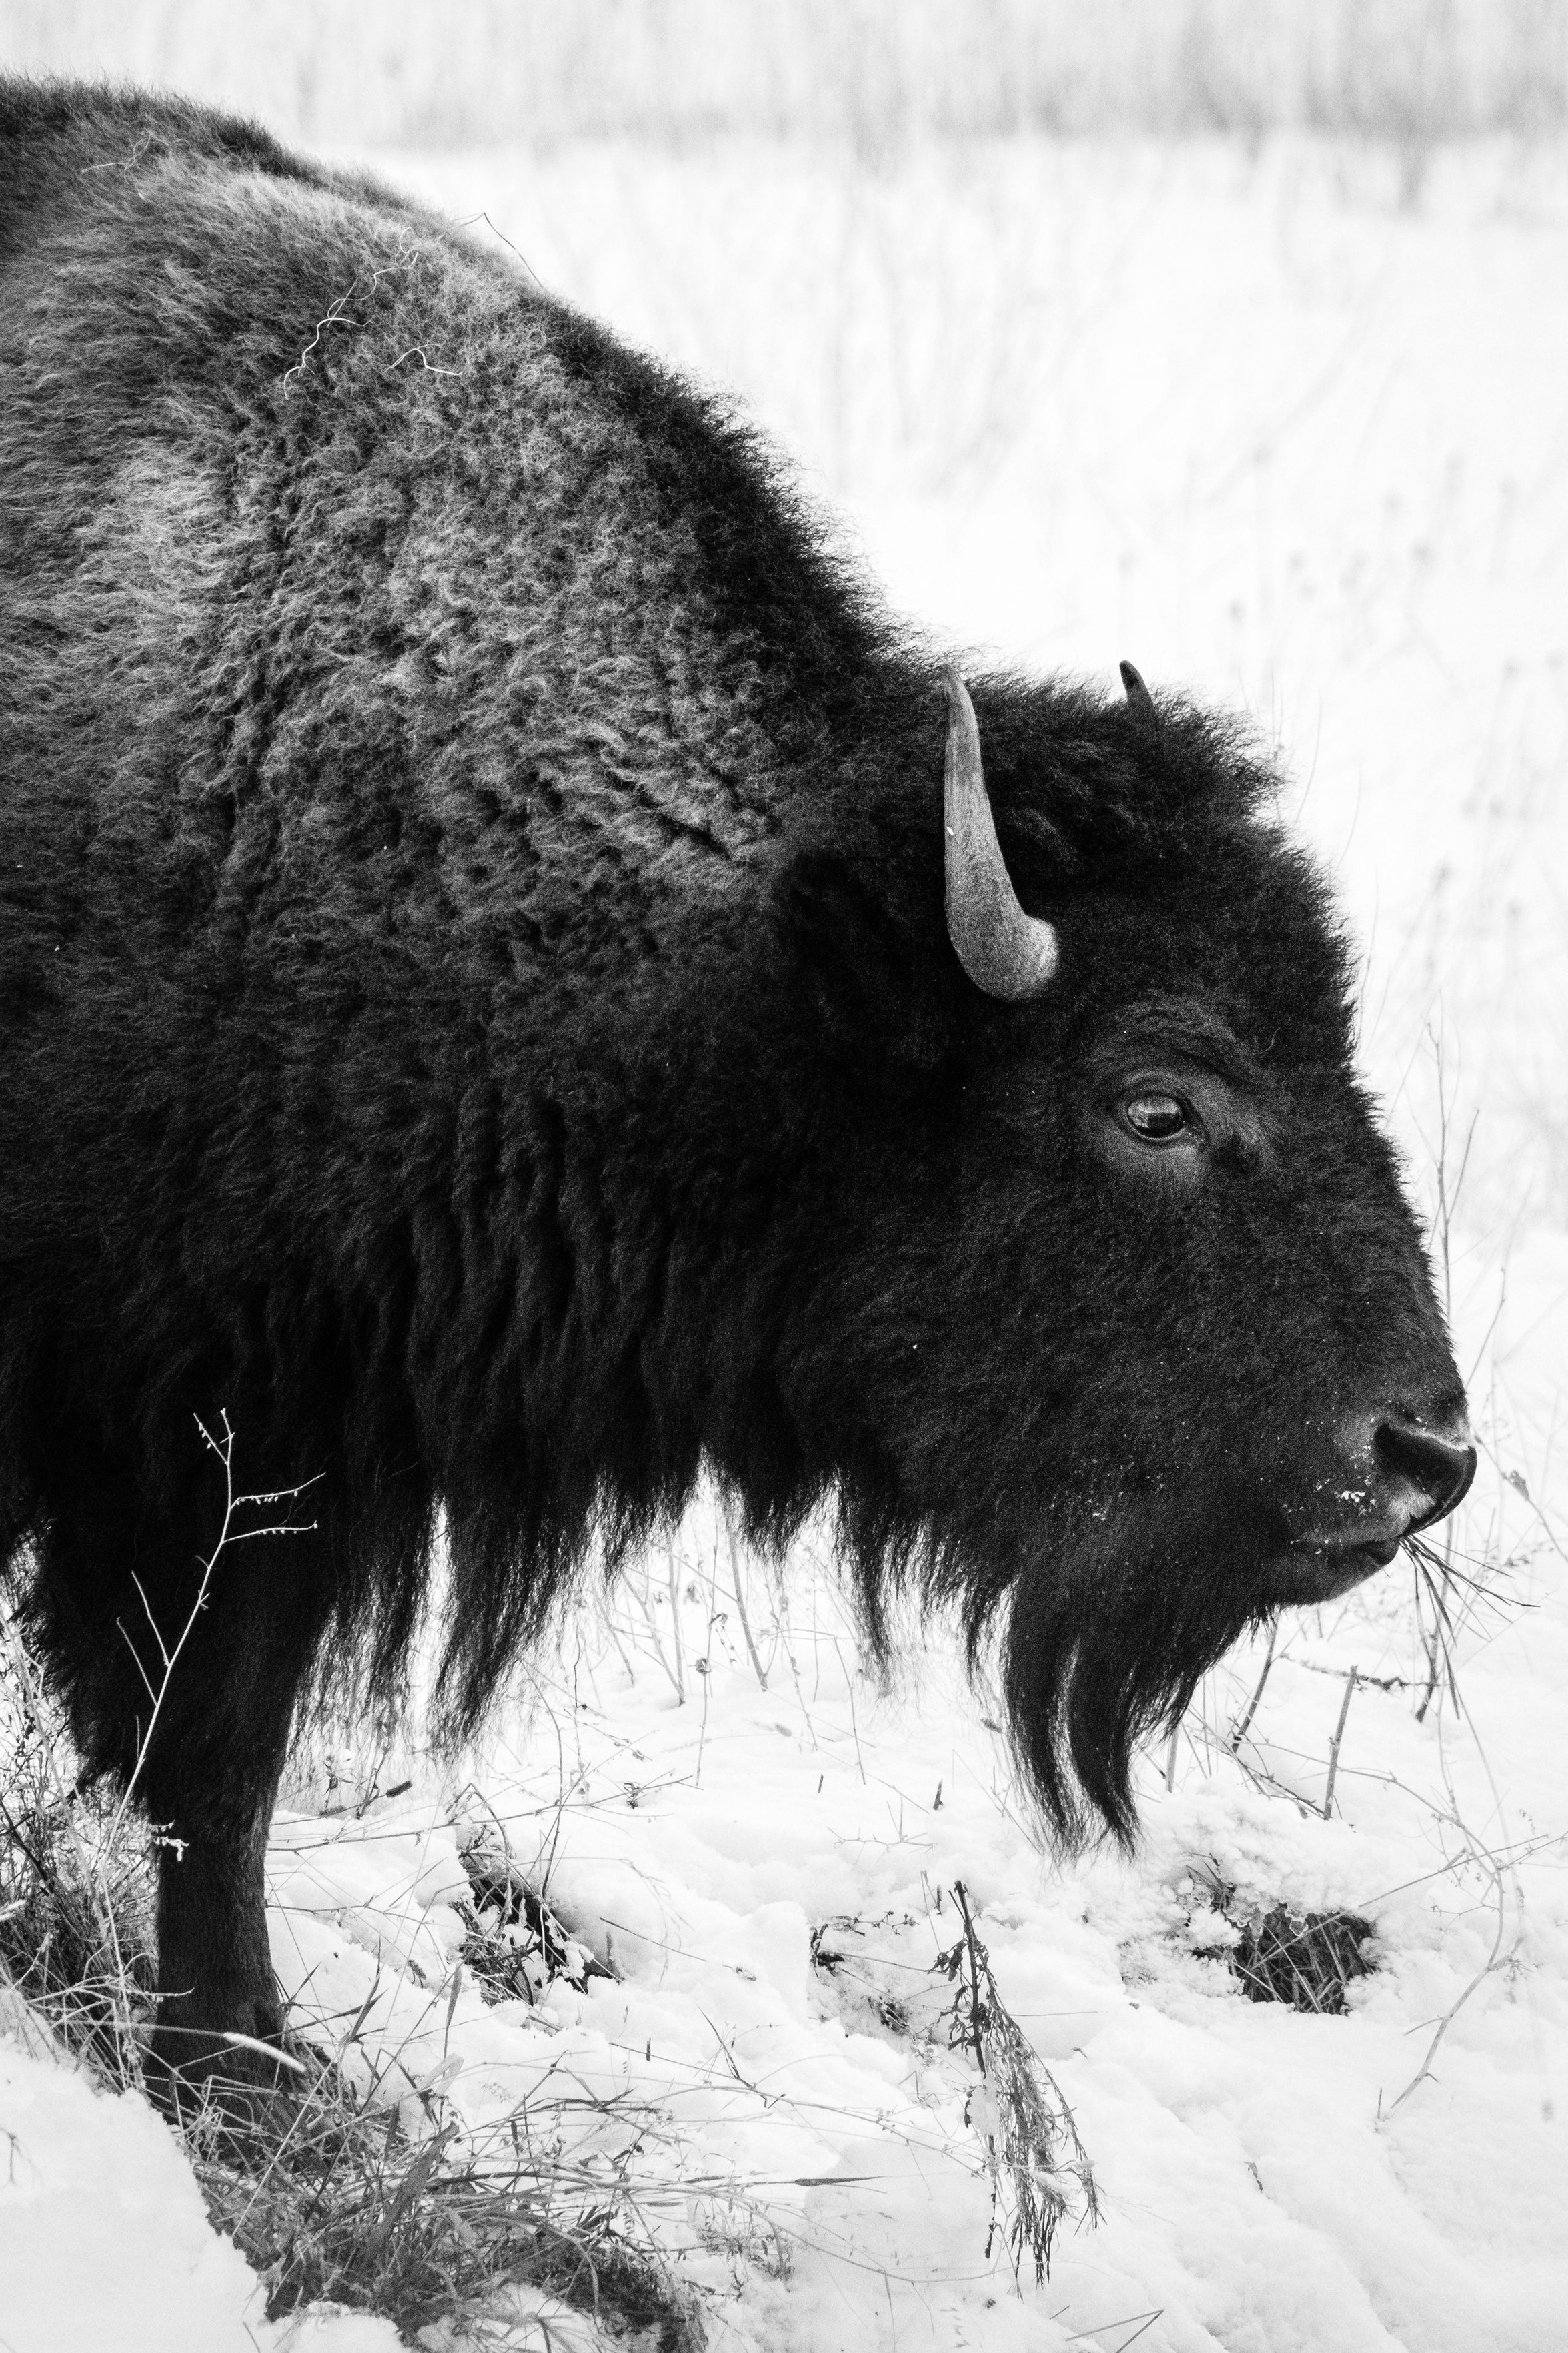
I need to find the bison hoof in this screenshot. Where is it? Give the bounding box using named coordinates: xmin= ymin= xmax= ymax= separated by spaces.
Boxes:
xmin=147 ymin=1987 xmax=301 ymax=2124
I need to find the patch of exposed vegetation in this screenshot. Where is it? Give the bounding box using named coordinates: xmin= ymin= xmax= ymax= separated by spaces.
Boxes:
xmin=1160 ymin=1861 xmax=1379 ymax=2017
xmin=1227 ymin=1904 xmax=1375 ymax=2015
xmin=189 ymin=2079 xmax=704 ymax=2347
xmin=458 ymin=1840 xmax=616 ymax=2007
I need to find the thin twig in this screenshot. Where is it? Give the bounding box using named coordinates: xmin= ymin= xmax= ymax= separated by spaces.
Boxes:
xmin=723 ymin=1508 xmax=769 ymax=1691
xmin=1229 ymin=1619 xmax=1278 ymax=1750
xmin=1321 ymin=1667 xmax=1359 ymax=1820
xmin=663 ymin=1542 xmax=687 ymax=1707
xmin=1379 ymin=1863 xmax=1515 ymax=2121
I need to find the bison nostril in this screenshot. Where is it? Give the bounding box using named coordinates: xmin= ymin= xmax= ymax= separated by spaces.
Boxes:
xmin=1374 ymin=1418 xmax=1477 ymax=1530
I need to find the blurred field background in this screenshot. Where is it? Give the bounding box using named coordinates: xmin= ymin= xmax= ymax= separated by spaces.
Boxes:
xmin=5 ymin=0 xmax=1567 ymax=145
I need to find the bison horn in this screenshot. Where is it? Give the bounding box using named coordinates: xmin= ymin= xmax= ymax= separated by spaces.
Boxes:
xmin=943 ymin=668 xmax=1058 ymax=1001
xmin=1120 ymin=658 xmax=1153 ymax=711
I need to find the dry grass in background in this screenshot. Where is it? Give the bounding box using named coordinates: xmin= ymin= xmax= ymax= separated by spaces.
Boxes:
xmin=1 ymin=0 xmax=1565 ymax=151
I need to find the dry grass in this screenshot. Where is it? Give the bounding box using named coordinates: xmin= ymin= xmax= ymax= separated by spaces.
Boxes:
xmin=1166 ymin=1862 xmax=1377 ymax=2015
xmin=936 ymin=1881 xmax=1100 ymax=2284
xmin=189 ymin=2073 xmax=703 ymax=2346
xmin=0 ymin=1602 xmax=702 ymax=2348
xmin=3 ymin=0 xmax=1564 ymax=152
xmin=460 ymin=1841 xmax=616 ymax=2007
xmin=1229 ymin=1905 xmax=1376 ymax=2015
xmin=0 ymin=1603 xmax=157 ymax=2087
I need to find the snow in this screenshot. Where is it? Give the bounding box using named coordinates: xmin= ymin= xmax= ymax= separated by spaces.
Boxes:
xmin=255 ymin=1440 xmax=1567 ymax=2353
xmin=0 ymin=2008 xmax=402 ymax=2352
xmin=4 ymin=134 xmax=1565 ymax=2352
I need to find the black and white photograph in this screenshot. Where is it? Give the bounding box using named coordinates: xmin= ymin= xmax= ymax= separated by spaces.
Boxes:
xmin=0 ymin=7 xmax=1563 ymax=2349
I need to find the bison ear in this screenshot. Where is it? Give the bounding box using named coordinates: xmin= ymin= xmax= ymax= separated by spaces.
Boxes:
xmin=775 ymin=847 xmax=947 ymax=1074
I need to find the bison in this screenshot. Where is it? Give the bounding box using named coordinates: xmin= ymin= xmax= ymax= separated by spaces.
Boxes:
xmin=0 ymin=81 xmax=1474 ymax=2093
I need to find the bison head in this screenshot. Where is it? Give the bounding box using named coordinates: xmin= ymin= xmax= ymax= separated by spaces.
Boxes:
xmin=758 ymin=661 xmax=1472 ymax=1845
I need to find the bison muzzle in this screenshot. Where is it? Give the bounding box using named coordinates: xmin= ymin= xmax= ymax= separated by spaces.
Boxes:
xmin=0 ymin=83 xmax=1473 ymax=2093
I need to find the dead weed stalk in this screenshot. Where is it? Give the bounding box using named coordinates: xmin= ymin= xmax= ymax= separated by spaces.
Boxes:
xmin=936 ymin=1881 xmax=1099 ymax=2284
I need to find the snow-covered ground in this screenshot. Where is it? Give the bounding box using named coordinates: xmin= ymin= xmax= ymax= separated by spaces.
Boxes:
xmin=3 ymin=135 xmax=1565 ymax=2353
xmin=255 ymin=1454 xmax=1568 ymax=2353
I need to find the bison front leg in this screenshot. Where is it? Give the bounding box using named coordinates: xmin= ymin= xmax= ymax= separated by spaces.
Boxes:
xmin=28 ymin=1456 xmax=335 ymax=2103
xmin=137 ymin=1563 xmax=334 ymax=2103
xmin=149 ymin=1757 xmax=289 ymax=2092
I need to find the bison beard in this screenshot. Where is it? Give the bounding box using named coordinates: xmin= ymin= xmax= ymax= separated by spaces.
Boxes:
xmin=999 ymin=1483 xmax=1268 ymax=1844
xmin=0 ymin=83 xmax=1474 ymax=2091
xmin=832 ymin=1464 xmax=1267 ymax=1852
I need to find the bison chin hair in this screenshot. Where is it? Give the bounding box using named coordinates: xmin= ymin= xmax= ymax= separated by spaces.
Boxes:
xmin=840 ymin=1473 xmax=1274 ymax=1853
xmin=999 ymin=1480 xmax=1276 ymax=1847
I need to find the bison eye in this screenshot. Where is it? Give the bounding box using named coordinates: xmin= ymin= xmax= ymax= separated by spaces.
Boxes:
xmin=1121 ymin=1090 xmax=1191 ymax=1144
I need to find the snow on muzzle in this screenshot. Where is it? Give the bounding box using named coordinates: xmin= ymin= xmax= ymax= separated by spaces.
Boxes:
xmin=1273 ymin=1404 xmax=1476 ymax=1604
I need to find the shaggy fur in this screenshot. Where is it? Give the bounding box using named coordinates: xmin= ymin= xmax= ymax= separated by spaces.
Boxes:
xmin=0 ymin=81 xmax=1466 ymax=2074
